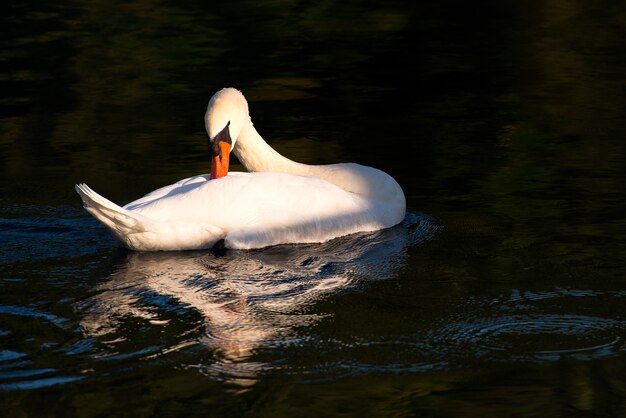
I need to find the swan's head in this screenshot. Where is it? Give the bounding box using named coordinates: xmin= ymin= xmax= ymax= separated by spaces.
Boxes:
xmin=205 ymin=88 xmax=249 ymax=179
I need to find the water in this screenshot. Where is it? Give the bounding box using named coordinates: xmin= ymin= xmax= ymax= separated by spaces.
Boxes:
xmin=2 ymin=0 xmax=626 ymax=416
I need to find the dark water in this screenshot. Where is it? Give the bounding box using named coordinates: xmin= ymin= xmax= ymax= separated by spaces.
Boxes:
xmin=3 ymin=0 xmax=626 ymax=416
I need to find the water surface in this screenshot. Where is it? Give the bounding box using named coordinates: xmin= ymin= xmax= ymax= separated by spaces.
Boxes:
xmin=2 ymin=0 xmax=626 ymax=416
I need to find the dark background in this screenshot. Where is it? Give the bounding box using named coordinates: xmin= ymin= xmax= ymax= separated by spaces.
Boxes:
xmin=2 ymin=1 xmax=626 ymax=416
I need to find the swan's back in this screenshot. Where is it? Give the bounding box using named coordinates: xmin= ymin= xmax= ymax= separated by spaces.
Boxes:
xmin=122 ymin=171 xmax=401 ymax=249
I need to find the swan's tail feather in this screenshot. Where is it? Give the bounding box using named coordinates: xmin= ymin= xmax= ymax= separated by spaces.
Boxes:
xmin=75 ymin=183 xmax=225 ymax=251
xmin=75 ymin=183 xmax=151 ymax=237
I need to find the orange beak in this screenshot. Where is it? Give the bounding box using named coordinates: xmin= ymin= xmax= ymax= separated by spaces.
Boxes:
xmin=210 ymin=141 xmax=231 ymax=180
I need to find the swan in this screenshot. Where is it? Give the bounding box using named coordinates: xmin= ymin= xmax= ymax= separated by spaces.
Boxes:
xmin=75 ymin=88 xmax=406 ymax=251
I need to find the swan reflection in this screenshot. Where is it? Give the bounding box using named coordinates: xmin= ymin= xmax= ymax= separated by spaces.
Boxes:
xmin=78 ymin=212 xmax=435 ymax=384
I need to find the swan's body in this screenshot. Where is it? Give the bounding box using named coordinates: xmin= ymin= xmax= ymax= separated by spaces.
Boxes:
xmin=76 ymin=88 xmax=405 ymax=250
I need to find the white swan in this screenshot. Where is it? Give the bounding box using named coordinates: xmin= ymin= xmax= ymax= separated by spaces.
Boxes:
xmin=75 ymin=88 xmax=406 ymax=251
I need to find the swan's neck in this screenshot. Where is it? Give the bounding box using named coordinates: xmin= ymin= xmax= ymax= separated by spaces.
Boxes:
xmin=232 ymin=118 xmax=405 ymax=205
xmin=233 ymin=121 xmax=312 ymax=176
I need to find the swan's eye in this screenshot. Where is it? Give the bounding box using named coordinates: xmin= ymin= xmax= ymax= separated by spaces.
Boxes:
xmin=209 ymin=139 xmax=222 ymax=157
xmin=208 ymin=121 xmax=232 ymax=157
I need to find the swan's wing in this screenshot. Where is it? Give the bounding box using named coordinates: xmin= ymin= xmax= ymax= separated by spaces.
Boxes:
xmin=124 ymin=174 xmax=212 ymax=210
xmin=90 ymin=170 xmax=402 ymax=250
xmin=76 ymin=183 xmax=224 ymax=251
xmin=125 ymin=172 xmax=396 ymax=250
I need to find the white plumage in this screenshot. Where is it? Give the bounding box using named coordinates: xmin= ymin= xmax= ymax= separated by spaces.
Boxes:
xmin=76 ymin=88 xmax=406 ymax=251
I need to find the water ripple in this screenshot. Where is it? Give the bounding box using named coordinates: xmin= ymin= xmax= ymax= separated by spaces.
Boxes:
xmin=74 ymin=212 xmax=438 ymax=384
xmin=0 ymin=308 xmax=87 ymax=392
xmin=0 ymin=205 xmax=114 ymax=264
xmin=0 ymin=376 xmax=84 ymax=391
xmin=0 ymin=304 xmax=70 ymax=329
xmin=0 ymin=350 xmax=26 ymax=363
xmin=3 ymin=211 xmax=438 ymax=389
xmin=433 ymin=308 xmax=626 ymax=363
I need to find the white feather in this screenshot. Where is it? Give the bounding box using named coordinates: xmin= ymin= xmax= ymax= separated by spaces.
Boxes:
xmin=76 ymin=88 xmax=406 ymax=251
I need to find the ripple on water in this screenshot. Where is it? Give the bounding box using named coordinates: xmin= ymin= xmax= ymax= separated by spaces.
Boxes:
xmin=434 ymin=293 xmax=626 ymax=363
xmin=66 ymin=212 xmax=439 ymax=385
xmin=0 ymin=348 xmax=84 ymax=391
xmin=0 ymin=376 xmax=84 ymax=391
xmin=0 ymin=204 xmax=114 ymax=264
xmin=0 ymin=304 xmax=86 ymax=391
xmin=0 ymin=210 xmax=439 ymax=390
